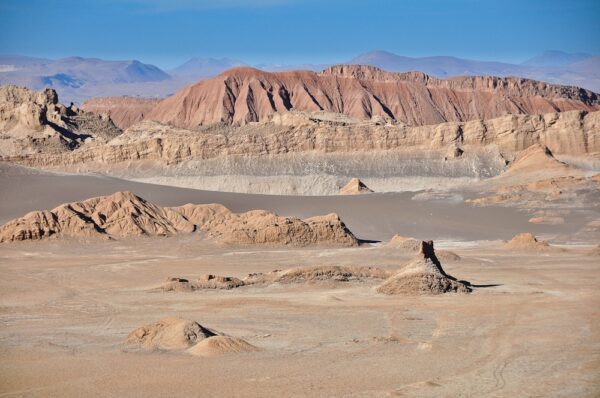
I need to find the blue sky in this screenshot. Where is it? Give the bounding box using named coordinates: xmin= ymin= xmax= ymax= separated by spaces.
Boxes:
xmin=0 ymin=0 xmax=598 ymax=69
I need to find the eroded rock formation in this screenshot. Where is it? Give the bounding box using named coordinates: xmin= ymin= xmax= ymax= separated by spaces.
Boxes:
xmin=377 ymin=241 xmax=471 ymax=295
xmin=0 ymin=191 xmax=359 ymax=246
xmin=146 ymin=65 xmax=600 ymax=128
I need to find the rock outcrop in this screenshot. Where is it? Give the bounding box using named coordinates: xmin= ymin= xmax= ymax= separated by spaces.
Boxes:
xmin=0 ymin=191 xmax=194 ymax=242
xmin=0 ymin=191 xmax=359 ymax=246
xmin=196 ymin=274 xmax=245 ymax=289
xmin=377 ymin=241 xmax=471 ymax=295
xmin=272 ymin=265 xmax=391 ymax=284
xmin=82 ymin=96 xmax=160 ymax=129
xmin=146 ymin=65 xmax=600 ymax=128
xmin=173 ymin=203 xmax=358 ymax=246
xmin=0 ymin=85 xmax=121 ymax=156
xmin=339 ymin=178 xmax=373 ymax=195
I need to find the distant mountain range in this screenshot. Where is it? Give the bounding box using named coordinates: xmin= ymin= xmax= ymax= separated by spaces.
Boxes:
xmin=348 ymin=50 xmax=600 ymax=92
xmin=0 ymin=50 xmax=597 ymax=104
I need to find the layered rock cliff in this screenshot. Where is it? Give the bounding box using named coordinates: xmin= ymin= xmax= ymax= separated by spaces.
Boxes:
xmin=6 ymin=110 xmax=599 ymax=169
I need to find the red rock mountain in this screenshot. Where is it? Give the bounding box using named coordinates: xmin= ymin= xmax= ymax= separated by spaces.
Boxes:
xmin=145 ymin=65 xmax=600 ymax=128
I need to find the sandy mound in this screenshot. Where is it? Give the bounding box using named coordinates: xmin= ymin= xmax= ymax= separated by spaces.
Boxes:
xmin=388 ymin=235 xmax=421 ymax=251
xmin=273 ymin=265 xmax=391 ymax=284
xmin=388 ymin=234 xmax=460 ymax=260
xmin=187 ymin=336 xmax=259 ymax=357
xmin=196 ymin=274 xmax=245 ymax=290
xmin=505 ymin=233 xmax=552 ymax=251
xmin=377 ymin=241 xmax=471 ymax=295
xmin=0 ymin=192 xmax=358 ymax=247
xmin=125 ymin=317 xmax=216 ymax=350
xmin=436 ymin=250 xmax=462 ymax=262
xmin=339 ymin=178 xmax=373 ymax=195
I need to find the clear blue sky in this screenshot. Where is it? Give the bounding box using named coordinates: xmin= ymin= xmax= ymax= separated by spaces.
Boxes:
xmin=0 ymin=0 xmax=598 ymax=69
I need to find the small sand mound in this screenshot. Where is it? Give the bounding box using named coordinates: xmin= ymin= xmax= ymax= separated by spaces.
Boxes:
xmin=187 ymin=336 xmax=259 ymax=357
xmin=377 ymin=241 xmax=471 ymax=295
xmin=388 ymin=235 xmax=461 ymax=261
xmin=196 ymin=274 xmax=245 ymax=289
xmin=436 ymin=250 xmax=461 ymax=262
xmin=505 ymin=233 xmax=551 ymax=251
xmin=158 ymin=277 xmax=195 ymax=292
xmin=125 ymin=317 xmax=216 ymax=350
xmin=339 ymin=178 xmax=373 ymax=195
xmin=388 ymin=235 xmax=421 ymax=251
xmin=588 ymin=244 xmax=600 ymax=256
xmin=274 ymin=265 xmax=392 ymax=284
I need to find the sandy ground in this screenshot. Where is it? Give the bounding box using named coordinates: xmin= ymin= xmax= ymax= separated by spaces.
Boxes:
xmin=0 ymin=236 xmax=599 ymax=397
xmin=1 ymin=163 xmax=599 ymax=397
xmin=1 ymin=164 xmax=597 ymax=243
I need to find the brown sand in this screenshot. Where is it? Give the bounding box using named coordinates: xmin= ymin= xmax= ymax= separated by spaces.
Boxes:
xmin=0 ymin=236 xmax=598 ymax=396
xmin=187 ymin=336 xmax=259 ymax=357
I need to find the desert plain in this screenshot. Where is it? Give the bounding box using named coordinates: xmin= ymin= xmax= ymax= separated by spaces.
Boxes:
xmin=0 ymin=62 xmax=599 ymax=397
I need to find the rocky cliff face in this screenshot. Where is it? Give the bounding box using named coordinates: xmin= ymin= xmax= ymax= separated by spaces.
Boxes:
xmin=145 ymin=65 xmax=600 ymax=128
xmin=7 ymin=110 xmax=599 ymax=168
xmin=0 ymin=85 xmax=121 ymax=156
xmin=82 ymin=96 xmax=160 ymax=129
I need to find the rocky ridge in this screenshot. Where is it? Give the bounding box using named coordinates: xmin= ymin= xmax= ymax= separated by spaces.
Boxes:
xmin=0 ymin=191 xmax=358 ymax=246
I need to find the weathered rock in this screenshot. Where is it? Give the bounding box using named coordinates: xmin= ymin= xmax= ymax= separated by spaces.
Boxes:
xmin=196 ymin=274 xmax=245 ymax=290
xmin=377 ymin=241 xmax=471 ymax=295
xmin=0 ymin=85 xmax=121 ymax=156
xmin=0 ymin=191 xmax=358 ymax=247
xmin=174 ymin=204 xmax=359 ymax=247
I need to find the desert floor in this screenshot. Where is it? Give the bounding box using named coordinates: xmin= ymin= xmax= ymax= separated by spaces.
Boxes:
xmin=0 ymin=165 xmax=599 ymax=397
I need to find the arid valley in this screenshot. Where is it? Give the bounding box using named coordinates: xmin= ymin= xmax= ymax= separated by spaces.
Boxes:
xmin=1 ymin=1 xmax=600 ymax=397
